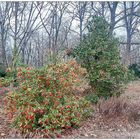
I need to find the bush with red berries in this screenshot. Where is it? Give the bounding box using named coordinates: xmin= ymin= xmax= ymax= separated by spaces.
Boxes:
xmin=4 ymin=60 xmax=93 ymax=137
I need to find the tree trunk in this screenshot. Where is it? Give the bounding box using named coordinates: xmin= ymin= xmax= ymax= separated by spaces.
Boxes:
xmin=1 ymin=33 xmax=8 ymax=68
xmin=21 ymin=46 xmax=25 ymax=64
xmin=108 ymin=2 xmax=118 ymax=36
xmin=125 ymin=36 xmax=131 ymax=66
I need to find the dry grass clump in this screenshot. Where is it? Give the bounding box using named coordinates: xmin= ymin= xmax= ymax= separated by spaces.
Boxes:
xmin=97 ymin=97 xmax=140 ymax=122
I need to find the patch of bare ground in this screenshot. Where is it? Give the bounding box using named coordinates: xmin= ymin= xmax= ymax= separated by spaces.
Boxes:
xmin=0 ymin=88 xmax=11 ymax=138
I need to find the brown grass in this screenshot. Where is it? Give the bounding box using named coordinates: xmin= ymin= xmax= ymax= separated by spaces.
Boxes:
xmin=97 ymin=97 xmax=140 ymax=122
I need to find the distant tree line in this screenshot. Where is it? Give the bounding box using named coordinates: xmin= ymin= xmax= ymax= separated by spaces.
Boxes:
xmin=0 ymin=1 xmax=140 ymax=68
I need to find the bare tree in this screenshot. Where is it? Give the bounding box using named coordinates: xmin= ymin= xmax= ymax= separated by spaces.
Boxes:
xmin=0 ymin=2 xmax=11 ymax=67
xmin=8 ymin=2 xmax=43 ymax=68
xmin=38 ymin=2 xmax=70 ymax=61
xmin=73 ymin=2 xmax=89 ymax=41
xmin=107 ymin=2 xmax=118 ymax=35
xmin=123 ymin=2 xmax=140 ymax=65
xmin=0 ymin=1 xmax=140 ymax=67
xmin=90 ymin=2 xmax=108 ymax=18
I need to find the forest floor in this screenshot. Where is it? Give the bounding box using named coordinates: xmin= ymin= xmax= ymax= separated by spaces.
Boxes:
xmin=62 ymin=81 xmax=140 ymax=138
xmin=0 ymin=81 xmax=140 ymax=138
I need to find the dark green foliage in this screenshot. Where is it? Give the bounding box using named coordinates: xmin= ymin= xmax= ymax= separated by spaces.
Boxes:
xmin=73 ymin=16 xmax=130 ymax=99
xmin=0 ymin=69 xmax=6 ymax=77
xmin=85 ymin=94 xmax=99 ymax=104
xmin=0 ymin=63 xmax=6 ymax=77
xmin=129 ymin=64 xmax=140 ymax=78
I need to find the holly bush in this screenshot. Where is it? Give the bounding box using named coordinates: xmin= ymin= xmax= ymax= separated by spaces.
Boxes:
xmin=4 ymin=60 xmax=93 ymax=137
xmin=73 ymin=16 xmax=131 ymax=99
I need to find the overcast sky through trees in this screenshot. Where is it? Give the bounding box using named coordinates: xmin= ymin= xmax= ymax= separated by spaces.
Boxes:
xmin=0 ymin=1 xmax=140 ymax=68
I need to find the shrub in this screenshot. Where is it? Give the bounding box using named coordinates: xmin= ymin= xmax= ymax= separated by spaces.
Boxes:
xmin=129 ymin=63 xmax=140 ymax=78
xmin=4 ymin=60 xmax=93 ymax=137
xmin=73 ymin=16 xmax=130 ymax=99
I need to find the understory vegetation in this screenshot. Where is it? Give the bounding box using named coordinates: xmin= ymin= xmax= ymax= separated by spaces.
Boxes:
xmin=98 ymin=97 xmax=140 ymax=121
xmin=0 ymin=16 xmax=136 ymax=138
xmin=3 ymin=60 xmax=93 ymax=137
